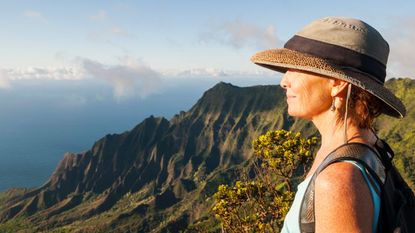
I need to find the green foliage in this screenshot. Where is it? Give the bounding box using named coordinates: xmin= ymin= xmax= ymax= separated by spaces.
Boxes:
xmin=0 ymin=217 xmax=36 ymax=233
xmin=253 ymin=130 xmax=317 ymax=188
xmin=3 ymin=79 xmax=415 ymax=232
xmin=376 ymin=78 xmax=415 ymax=191
xmin=212 ymin=129 xmax=317 ymax=232
xmin=0 ymin=188 xmax=31 ymax=207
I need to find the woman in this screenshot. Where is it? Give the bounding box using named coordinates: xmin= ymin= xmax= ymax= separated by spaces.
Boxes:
xmin=251 ymin=17 xmax=406 ymax=232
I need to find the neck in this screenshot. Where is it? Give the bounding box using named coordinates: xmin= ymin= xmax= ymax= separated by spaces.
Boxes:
xmin=311 ymin=110 xmax=376 ymax=155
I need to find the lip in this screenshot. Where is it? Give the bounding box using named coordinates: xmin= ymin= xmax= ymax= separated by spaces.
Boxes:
xmin=286 ymin=95 xmax=296 ymax=99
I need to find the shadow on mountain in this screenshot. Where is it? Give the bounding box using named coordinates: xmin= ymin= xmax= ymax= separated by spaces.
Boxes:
xmin=2 ymin=79 xmax=413 ymax=232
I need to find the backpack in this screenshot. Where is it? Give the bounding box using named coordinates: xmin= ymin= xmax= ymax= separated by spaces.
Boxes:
xmin=299 ymin=140 xmax=415 ymax=233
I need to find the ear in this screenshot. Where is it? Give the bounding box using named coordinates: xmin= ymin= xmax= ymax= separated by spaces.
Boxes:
xmin=330 ymin=79 xmax=349 ymax=97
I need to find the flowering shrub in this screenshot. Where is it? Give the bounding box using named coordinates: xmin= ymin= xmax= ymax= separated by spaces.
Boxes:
xmin=212 ymin=129 xmax=317 ymax=232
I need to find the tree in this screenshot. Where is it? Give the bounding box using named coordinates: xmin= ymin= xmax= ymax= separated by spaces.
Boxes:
xmin=212 ymin=129 xmax=317 ymax=232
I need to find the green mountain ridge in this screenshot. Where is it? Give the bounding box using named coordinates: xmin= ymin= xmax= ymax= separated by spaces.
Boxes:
xmin=0 ymin=79 xmax=413 ymax=232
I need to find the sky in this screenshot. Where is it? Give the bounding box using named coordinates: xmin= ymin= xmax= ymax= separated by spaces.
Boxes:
xmin=1 ymin=0 xmax=415 ymax=99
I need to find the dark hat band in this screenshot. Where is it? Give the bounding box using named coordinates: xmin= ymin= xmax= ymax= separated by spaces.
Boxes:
xmin=284 ymin=35 xmax=386 ymax=84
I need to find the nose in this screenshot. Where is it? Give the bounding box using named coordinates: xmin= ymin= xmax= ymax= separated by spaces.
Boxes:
xmin=280 ymin=73 xmax=290 ymax=89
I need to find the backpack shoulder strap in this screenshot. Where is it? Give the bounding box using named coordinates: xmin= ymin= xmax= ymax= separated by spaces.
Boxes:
xmin=299 ymin=143 xmax=386 ymax=233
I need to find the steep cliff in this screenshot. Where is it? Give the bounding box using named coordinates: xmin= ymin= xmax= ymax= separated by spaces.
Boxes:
xmin=1 ymin=79 xmax=413 ymax=232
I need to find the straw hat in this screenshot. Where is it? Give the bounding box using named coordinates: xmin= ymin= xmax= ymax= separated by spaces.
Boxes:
xmin=251 ymin=17 xmax=406 ymax=118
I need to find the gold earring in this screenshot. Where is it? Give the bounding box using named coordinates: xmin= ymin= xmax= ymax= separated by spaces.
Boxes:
xmin=330 ymin=97 xmax=336 ymax=111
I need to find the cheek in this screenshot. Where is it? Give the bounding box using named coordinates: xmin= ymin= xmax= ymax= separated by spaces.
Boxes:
xmin=305 ymin=80 xmax=332 ymax=107
xmin=309 ymin=91 xmax=332 ymax=114
xmin=289 ymin=86 xmax=331 ymax=117
xmin=285 ymin=75 xmax=332 ymax=117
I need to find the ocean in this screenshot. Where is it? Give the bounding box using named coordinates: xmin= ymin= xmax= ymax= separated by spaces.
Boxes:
xmin=0 ymin=76 xmax=278 ymax=191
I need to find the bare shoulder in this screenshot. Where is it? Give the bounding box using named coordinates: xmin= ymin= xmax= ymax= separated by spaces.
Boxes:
xmin=314 ymin=161 xmax=373 ymax=233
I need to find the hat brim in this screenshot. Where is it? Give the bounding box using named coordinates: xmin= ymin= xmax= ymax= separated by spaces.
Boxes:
xmin=251 ymin=48 xmax=406 ymax=118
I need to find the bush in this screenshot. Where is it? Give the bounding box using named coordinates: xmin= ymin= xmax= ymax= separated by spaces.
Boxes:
xmin=212 ymin=129 xmax=317 ymax=232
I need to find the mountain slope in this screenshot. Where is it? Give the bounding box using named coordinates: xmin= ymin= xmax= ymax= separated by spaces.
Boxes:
xmin=0 ymin=79 xmax=414 ymax=232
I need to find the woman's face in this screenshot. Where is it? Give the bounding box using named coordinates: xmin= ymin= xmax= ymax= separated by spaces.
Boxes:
xmin=280 ymin=70 xmax=332 ymax=120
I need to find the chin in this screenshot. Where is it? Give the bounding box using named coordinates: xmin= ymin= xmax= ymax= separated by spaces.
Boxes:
xmin=287 ymin=109 xmax=310 ymax=120
xmin=287 ymin=107 xmax=300 ymax=116
xmin=287 ymin=110 xmax=301 ymax=117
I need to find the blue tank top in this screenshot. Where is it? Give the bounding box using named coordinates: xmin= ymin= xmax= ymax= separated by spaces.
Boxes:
xmin=280 ymin=161 xmax=380 ymax=233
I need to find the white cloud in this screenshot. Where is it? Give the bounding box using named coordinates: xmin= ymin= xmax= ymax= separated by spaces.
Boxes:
xmin=0 ymin=57 xmax=161 ymax=100
xmin=1 ymin=67 xmax=84 ymax=81
xmin=174 ymin=68 xmax=228 ymax=77
xmin=162 ymin=67 xmax=276 ymax=78
xmin=90 ymin=10 xmax=108 ymax=21
xmin=387 ymin=18 xmax=415 ymax=78
xmin=23 ymin=10 xmax=47 ymax=23
xmin=201 ymin=20 xmax=282 ymax=49
xmin=81 ymin=57 xmax=162 ymax=99
xmin=0 ymin=70 xmax=12 ymax=89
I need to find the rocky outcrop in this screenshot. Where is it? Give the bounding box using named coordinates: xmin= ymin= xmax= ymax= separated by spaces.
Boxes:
xmin=0 ymin=82 xmax=319 ymax=231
